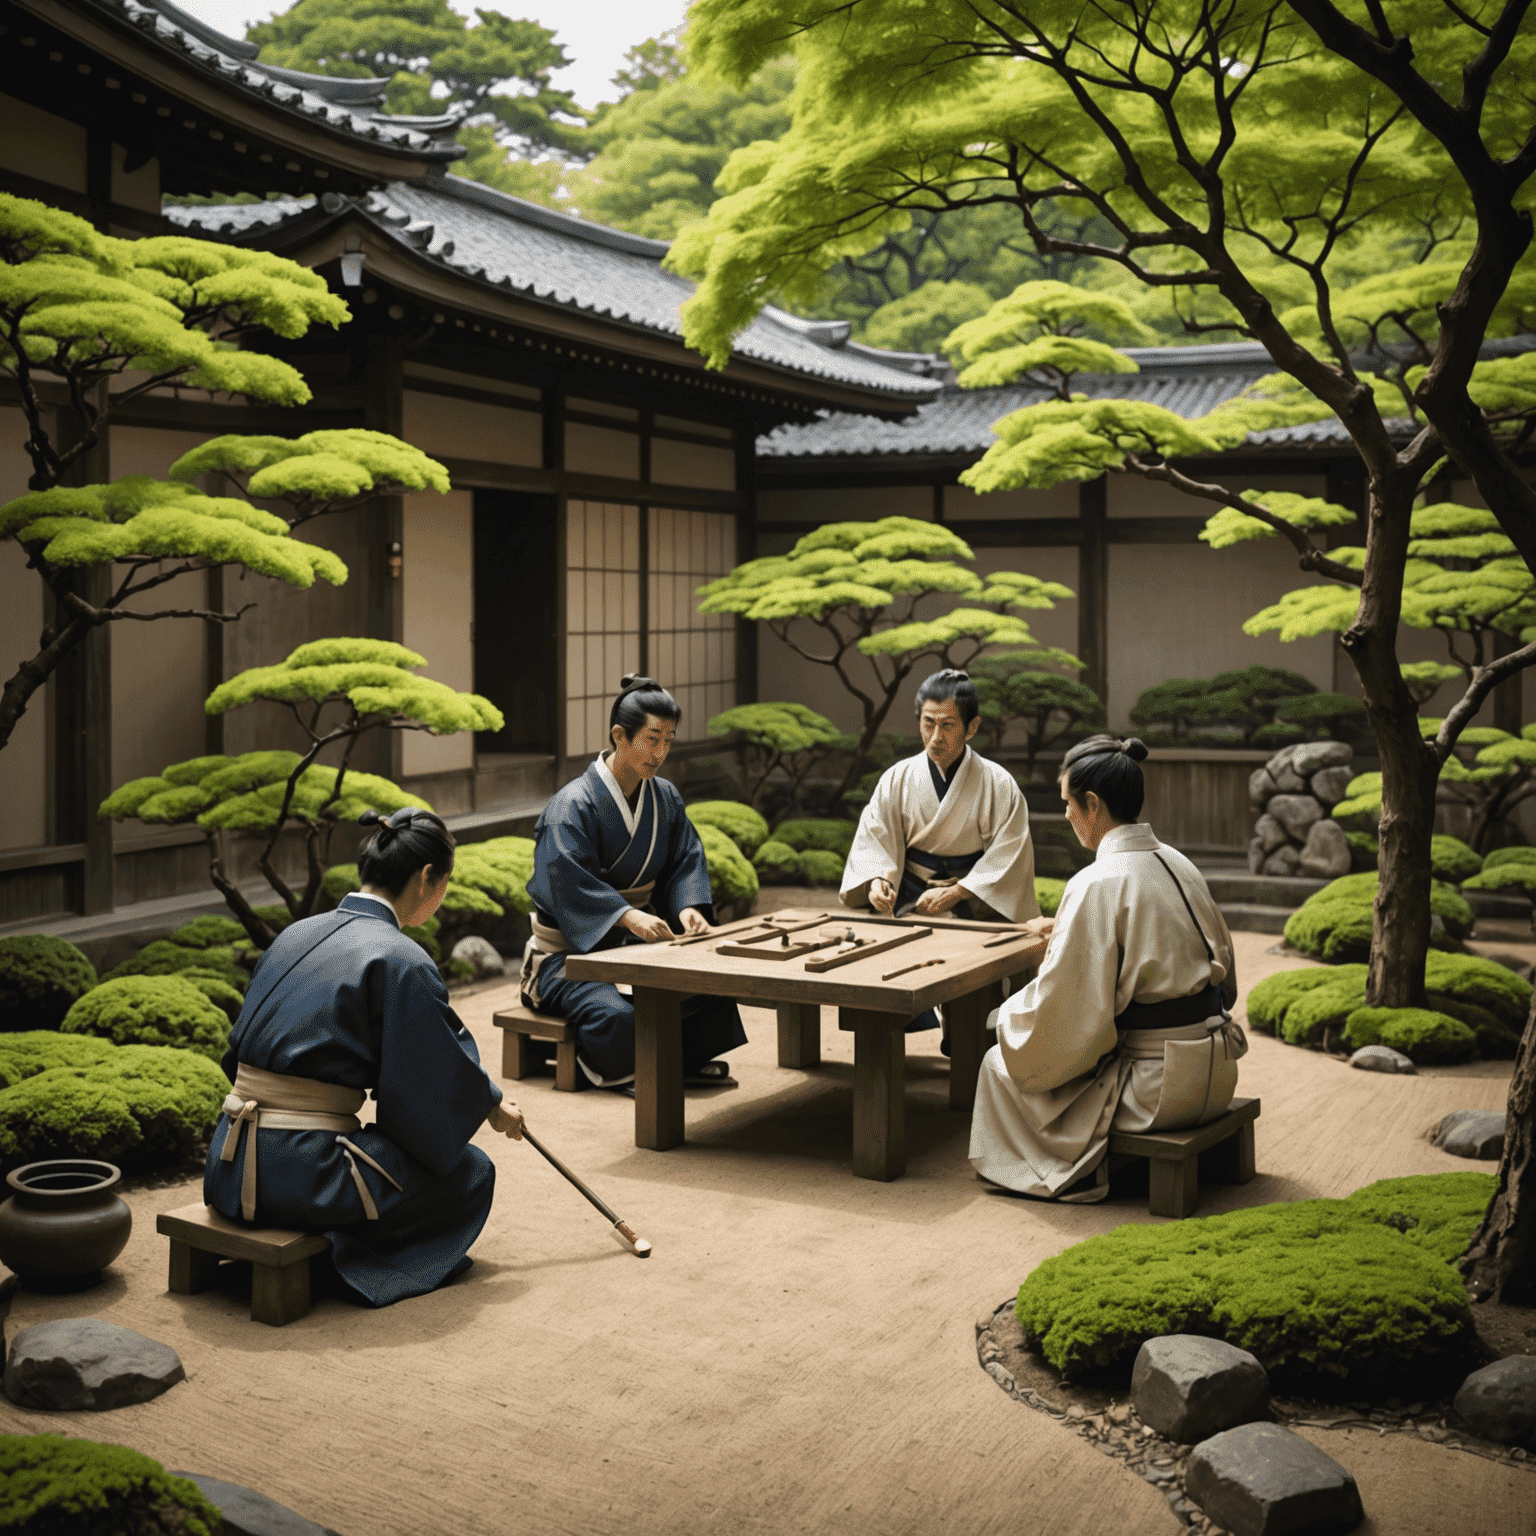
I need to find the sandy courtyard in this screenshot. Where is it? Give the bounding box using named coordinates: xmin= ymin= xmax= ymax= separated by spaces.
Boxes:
xmin=0 ymin=931 xmax=1529 ymax=1535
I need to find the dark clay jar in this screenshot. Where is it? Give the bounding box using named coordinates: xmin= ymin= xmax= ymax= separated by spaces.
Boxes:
xmin=0 ymin=1160 xmax=132 ymax=1290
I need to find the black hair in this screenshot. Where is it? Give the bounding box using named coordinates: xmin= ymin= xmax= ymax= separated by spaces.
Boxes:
xmin=356 ymin=807 xmax=455 ymax=896
xmin=1060 ymin=734 xmax=1149 ymax=823
xmin=914 ymin=668 xmax=980 ymax=727
xmin=609 ymin=674 xmax=681 ymax=741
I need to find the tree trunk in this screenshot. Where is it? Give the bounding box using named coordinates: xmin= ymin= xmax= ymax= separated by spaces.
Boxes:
xmin=1368 ymin=708 xmax=1439 ymax=1009
xmin=1460 ymin=991 xmax=1535 ymax=1304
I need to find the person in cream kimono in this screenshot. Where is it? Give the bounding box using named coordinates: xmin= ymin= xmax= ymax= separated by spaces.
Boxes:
xmin=969 ymin=735 xmax=1246 ymax=1202
xmin=841 ymin=669 xmax=1039 ymax=1037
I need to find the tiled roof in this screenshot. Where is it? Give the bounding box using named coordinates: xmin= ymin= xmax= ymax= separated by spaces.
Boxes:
xmin=170 ymin=176 xmax=944 ymax=403
xmin=95 ymin=0 xmax=463 ymax=162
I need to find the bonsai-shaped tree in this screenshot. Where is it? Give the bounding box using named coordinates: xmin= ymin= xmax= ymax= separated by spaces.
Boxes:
xmin=704 ymin=701 xmax=854 ymax=815
xmin=0 ymin=192 xmax=451 ymax=754
xmin=697 ymin=517 xmax=1078 ymax=797
xmin=1130 ymin=666 xmax=1365 ymax=748
xmin=100 ymin=640 xmax=503 ymax=946
xmin=968 ymin=654 xmax=1102 ymax=780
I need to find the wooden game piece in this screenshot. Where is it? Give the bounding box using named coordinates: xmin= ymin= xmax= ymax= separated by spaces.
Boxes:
xmin=882 ymin=956 xmax=947 ymax=981
xmin=804 ymin=926 xmax=929 ymax=973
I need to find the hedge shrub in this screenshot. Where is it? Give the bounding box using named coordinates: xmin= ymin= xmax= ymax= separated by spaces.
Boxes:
xmin=1430 ymin=835 xmax=1483 ymax=884
xmin=1343 ymin=1007 xmax=1477 ymax=1063
xmin=101 ymin=940 xmax=248 ymax=994
xmin=61 ymin=976 xmax=230 ymax=1061
xmin=1423 ymin=948 xmax=1532 ymax=1057
xmin=797 ymin=849 xmax=845 ymax=886
xmin=1284 ymin=872 xmax=1472 ymax=963
xmin=1480 ymin=846 xmax=1536 ymax=872
xmin=166 ymin=915 xmax=251 ymax=951
xmin=1344 ymin=832 xmax=1379 ymax=872
xmin=0 ymin=1032 xmax=229 ymax=1173
xmin=772 ymin=818 xmax=858 ymax=858
xmin=0 ymin=936 xmax=98 ymax=1033
xmin=694 ymin=823 xmax=759 ymax=905
xmin=0 ymin=1434 xmax=221 ymax=1536
xmin=1014 ymin=1173 xmax=1492 ymax=1393
xmin=1035 ymin=878 xmax=1067 ymax=918
xmin=753 ymin=839 xmax=802 ymax=883
xmin=686 ymin=801 xmax=771 ymax=858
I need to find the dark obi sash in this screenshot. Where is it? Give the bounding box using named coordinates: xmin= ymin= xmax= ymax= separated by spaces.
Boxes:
xmin=1114 ymin=982 xmax=1226 ymax=1033
xmin=904 ymin=847 xmax=983 ymax=882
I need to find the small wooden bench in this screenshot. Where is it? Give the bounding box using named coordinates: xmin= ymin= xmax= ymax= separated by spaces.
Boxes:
xmin=492 ymin=1004 xmax=578 ymax=1091
xmin=1107 ymin=1096 xmax=1260 ymax=1219
xmin=157 ymin=1203 xmax=329 ymax=1326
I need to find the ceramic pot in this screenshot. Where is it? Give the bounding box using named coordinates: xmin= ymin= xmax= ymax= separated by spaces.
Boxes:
xmin=0 ymin=1159 xmax=132 ymax=1290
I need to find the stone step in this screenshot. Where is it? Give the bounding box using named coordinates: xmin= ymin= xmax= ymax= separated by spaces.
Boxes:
xmin=474 ymin=752 xmax=556 ymax=805
xmin=1205 ymin=873 xmax=1328 ymax=908
xmin=1218 ymin=902 xmax=1294 ymax=935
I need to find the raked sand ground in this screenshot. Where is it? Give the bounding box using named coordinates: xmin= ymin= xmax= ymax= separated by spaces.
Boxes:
xmin=0 ymin=929 xmax=1529 ymax=1536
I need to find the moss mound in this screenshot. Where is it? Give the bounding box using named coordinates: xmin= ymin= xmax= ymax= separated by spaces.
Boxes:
xmin=1423 ymin=949 xmax=1532 ymax=1058
xmin=685 ymin=800 xmax=770 ymax=857
xmin=102 ymin=940 xmax=248 ymax=993
xmin=1344 ymin=831 xmax=1379 ymax=872
xmin=1014 ymin=1173 xmax=1492 ymax=1394
xmin=0 ymin=1434 xmax=221 ymax=1535
xmin=0 ymin=1032 xmax=229 ymax=1174
xmin=166 ymin=915 xmax=251 ymax=950
xmin=61 ymin=976 xmax=230 ymax=1061
xmin=1430 ymin=835 xmax=1483 ymax=884
xmin=1034 ymin=878 xmax=1067 ymax=917
xmin=1479 ymin=846 xmax=1536 ymax=872
xmin=0 ymin=936 xmax=98 ymax=1033
xmin=772 ymin=818 xmax=857 ymax=858
xmin=753 ymin=839 xmax=802 ymax=883
xmin=797 ymin=848 xmax=845 ymax=886
xmin=1283 ymin=872 xmax=1472 ymax=963
xmin=1343 ymin=1007 xmax=1476 ymax=1063
xmin=694 ymin=823 xmax=759 ymax=905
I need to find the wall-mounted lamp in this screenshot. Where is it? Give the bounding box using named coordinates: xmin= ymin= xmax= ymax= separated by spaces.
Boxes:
xmin=388 ymin=540 xmax=403 ymax=580
xmin=340 ymin=236 xmax=365 ymax=287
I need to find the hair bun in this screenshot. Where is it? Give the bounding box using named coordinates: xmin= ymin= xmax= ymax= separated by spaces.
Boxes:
xmin=1122 ymin=737 xmax=1149 ymax=762
xmin=358 ymin=809 xmax=382 ymax=827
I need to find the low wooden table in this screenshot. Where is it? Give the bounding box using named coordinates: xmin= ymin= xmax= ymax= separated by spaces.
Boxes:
xmin=562 ymin=908 xmax=1046 ymax=1182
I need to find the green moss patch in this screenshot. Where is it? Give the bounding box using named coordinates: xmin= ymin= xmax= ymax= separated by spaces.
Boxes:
xmin=1283 ymin=872 xmax=1471 ymax=963
xmin=753 ymin=839 xmax=802 ymax=882
xmin=1344 ymin=832 xmax=1378 ymax=872
xmin=62 ymin=976 xmax=230 ymax=1061
xmin=1430 ymin=835 xmax=1483 ymax=884
xmin=1014 ymin=1173 xmax=1492 ymax=1395
xmin=0 ymin=1433 xmax=221 ymax=1535
xmin=102 ymin=940 xmax=248 ymax=993
xmin=1035 ymin=877 xmax=1067 ymax=917
xmin=0 ymin=936 xmax=98 ymax=1033
xmin=772 ymin=818 xmax=857 ymax=858
xmin=1343 ymin=1007 xmax=1476 ymax=1063
xmin=686 ymin=800 xmax=770 ymax=857
xmin=694 ymin=823 xmax=759 ymax=904
xmin=797 ymin=849 xmax=845 ymax=886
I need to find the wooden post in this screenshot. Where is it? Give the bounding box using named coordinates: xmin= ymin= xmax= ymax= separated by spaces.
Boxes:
xmin=841 ymin=1008 xmax=907 ymax=1181
xmin=1148 ymin=1158 xmax=1199 ymax=1219
xmin=362 ymin=331 xmax=404 ymax=779
xmin=734 ymin=428 xmax=757 ymax=708
xmin=633 ymin=986 xmax=684 ymax=1150
xmin=250 ymin=1258 xmax=312 ymax=1326
xmin=167 ymin=1240 xmax=221 ymax=1296
xmin=1077 ymin=477 xmax=1108 ymax=710
xmin=945 ymin=981 xmax=1000 ymax=1112
xmin=776 ymin=1002 xmax=821 ymax=1068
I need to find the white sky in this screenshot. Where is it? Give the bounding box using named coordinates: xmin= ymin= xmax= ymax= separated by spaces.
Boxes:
xmin=169 ymin=0 xmax=690 ymax=108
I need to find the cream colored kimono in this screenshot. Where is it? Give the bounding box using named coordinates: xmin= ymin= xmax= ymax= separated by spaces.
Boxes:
xmin=840 ymin=747 xmax=1039 ymax=921
xmin=969 ymin=822 xmax=1245 ymax=1200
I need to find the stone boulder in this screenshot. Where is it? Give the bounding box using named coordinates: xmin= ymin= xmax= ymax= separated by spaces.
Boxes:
xmin=1249 ymin=768 xmax=1278 ymax=812
xmin=1268 ymin=794 xmax=1324 ymax=842
xmin=173 ymin=1473 xmax=344 ymax=1536
xmin=1431 ymin=1110 xmax=1506 ymax=1160
xmin=1262 ymin=845 xmax=1301 ymax=878
xmin=450 ymin=935 xmax=506 ymax=979
xmin=1292 ymin=741 xmax=1355 ymax=778
xmin=1131 ymin=1335 xmax=1270 ymax=1443
xmin=1298 ymin=818 xmax=1351 ymax=880
xmin=3 ymin=1319 xmax=184 ymax=1411
xmin=1186 ymin=1421 xmax=1364 ymax=1536
xmin=1349 ymin=1045 xmax=1416 ymax=1074
xmin=1309 ymin=765 xmax=1355 ymax=808
xmin=1253 ymin=814 xmax=1288 ymax=854
xmin=1452 ymin=1357 xmax=1536 ymax=1446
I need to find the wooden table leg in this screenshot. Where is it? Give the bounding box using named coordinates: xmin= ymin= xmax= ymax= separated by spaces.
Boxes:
xmin=841 ymin=1009 xmax=907 ymax=1181
xmin=945 ymin=980 xmax=1001 ymax=1113
xmin=634 ymin=987 xmax=684 ymax=1151
xmin=777 ymin=1003 xmax=821 ymax=1068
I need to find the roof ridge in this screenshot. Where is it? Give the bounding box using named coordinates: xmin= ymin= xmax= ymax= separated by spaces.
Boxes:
xmin=429 ymin=174 xmax=673 ymax=260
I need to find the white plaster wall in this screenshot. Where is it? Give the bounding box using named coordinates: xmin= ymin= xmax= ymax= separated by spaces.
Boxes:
xmin=0 ymin=94 xmax=85 ymax=192
xmin=401 ymin=489 xmax=474 ymax=776
xmin=402 ymin=391 xmax=541 ymax=466
xmin=0 ymin=411 xmax=48 ymax=848
xmin=651 ymin=438 xmax=735 ymax=491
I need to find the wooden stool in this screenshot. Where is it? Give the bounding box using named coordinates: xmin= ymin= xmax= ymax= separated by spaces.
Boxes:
xmin=157 ymin=1203 xmax=329 ymax=1326
xmin=1107 ymin=1096 xmax=1260 ymax=1219
xmin=493 ymin=1004 xmax=579 ymax=1091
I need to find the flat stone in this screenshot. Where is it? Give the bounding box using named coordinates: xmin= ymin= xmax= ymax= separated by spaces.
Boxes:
xmin=1186 ymin=1422 xmax=1364 ymax=1536
xmin=1132 ymin=1336 xmax=1271 ymax=1443
xmin=1309 ymin=765 xmax=1356 ymax=807
xmin=1253 ymin=814 xmax=1289 ymax=854
xmin=1432 ymin=1109 xmax=1507 ymax=1160
xmin=1249 ymin=768 xmax=1278 ymax=811
xmin=173 ymin=1473 xmax=342 ymax=1536
xmin=3 ymin=1318 xmax=184 ymax=1411
xmin=1298 ymin=818 xmax=1351 ymax=879
xmin=449 ymin=934 xmax=505 ymax=978
xmin=1268 ymin=794 xmax=1324 ymax=842
xmin=1262 ymin=845 xmax=1301 ymax=878
xmin=1453 ymin=1357 xmax=1536 ymax=1445
xmin=1349 ymin=1045 xmax=1416 ymax=1074
xmin=1292 ymin=741 xmax=1354 ymax=778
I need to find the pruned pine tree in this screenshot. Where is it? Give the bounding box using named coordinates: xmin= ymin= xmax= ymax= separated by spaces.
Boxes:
xmin=705 ymin=701 xmax=853 ymax=814
xmin=0 ymin=192 xmax=448 ymax=756
xmin=968 ymin=654 xmax=1102 ymax=780
xmin=99 ymin=640 xmax=504 ymax=947
xmin=697 ymin=517 xmax=1077 ymax=798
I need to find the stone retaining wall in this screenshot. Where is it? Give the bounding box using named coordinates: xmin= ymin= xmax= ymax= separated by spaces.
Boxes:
xmin=1247 ymin=742 xmax=1355 ymax=879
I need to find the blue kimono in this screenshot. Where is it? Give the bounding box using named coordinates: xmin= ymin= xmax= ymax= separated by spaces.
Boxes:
xmin=205 ymin=893 xmax=502 ymax=1307
xmin=523 ymin=759 xmax=746 ymax=1083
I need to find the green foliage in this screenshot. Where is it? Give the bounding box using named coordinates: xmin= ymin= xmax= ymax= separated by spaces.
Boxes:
xmin=1014 ymin=1174 xmax=1491 ymax=1390
xmin=685 ymin=800 xmax=772 ymax=858
xmin=324 ymin=837 xmax=535 ymax=927
xmin=1345 ymin=831 xmax=1380 ymax=872
xmin=1401 ymin=661 xmax=1464 ymax=708
xmin=694 ymin=822 xmax=759 ymax=905
xmin=1422 ymin=949 xmax=1532 ymax=1058
xmin=1283 ymin=873 xmax=1471 ymax=964
xmin=1129 ymin=667 xmax=1318 ymax=747
xmin=1430 ymin=835 xmax=1484 ymax=884
xmin=1478 ymin=846 xmax=1536 ymax=871
xmin=0 ymin=1434 xmax=221 ymax=1535
xmin=165 ymin=916 xmax=250 ymax=950
xmin=315 ymin=866 xmax=443 ymax=957
xmin=102 ymin=941 xmax=248 ymax=993
xmin=1252 ymin=965 xmax=1368 ymax=1046
xmin=863 ymin=282 xmax=993 ymax=357
xmin=771 ymin=819 xmax=858 ymax=858
xmin=706 ymin=702 xmax=852 ymax=814
xmin=61 ymin=976 xmax=231 ymax=1061
xmin=1034 ymin=878 xmax=1067 ymax=918
xmin=1343 ymin=1007 xmax=1477 ymax=1065
xmin=0 ymin=1032 xmax=230 ymax=1172
xmin=797 ymin=849 xmax=846 ymax=886
xmin=0 ymin=935 xmax=98 ymax=1032
xmin=752 ymin=839 xmax=802 ymax=883
xmin=968 ymin=655 xmax=1099 ymax=778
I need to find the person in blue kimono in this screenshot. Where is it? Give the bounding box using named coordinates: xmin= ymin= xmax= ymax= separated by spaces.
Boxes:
xmin=521 ymin=675 xmax=747 ymax=1091
xmin=205 ymin=808 xmax=524 ymax=1307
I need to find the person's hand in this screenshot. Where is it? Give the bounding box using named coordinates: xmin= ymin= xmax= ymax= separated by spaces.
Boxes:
xmin=620 ymin=908 xmax=674 ymax=943
xmin=914 ymin=884 xmax=966 ymax=916
xmin=487 ymin=1100 xmax=524 ymax=1140
xmin=868 ymin=877 xmax=896 ymax=915
xmin=1021 ymin=916 xmax=1056 ymax=943
xmin=678 ymin=907 xmax=711 ymax=936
